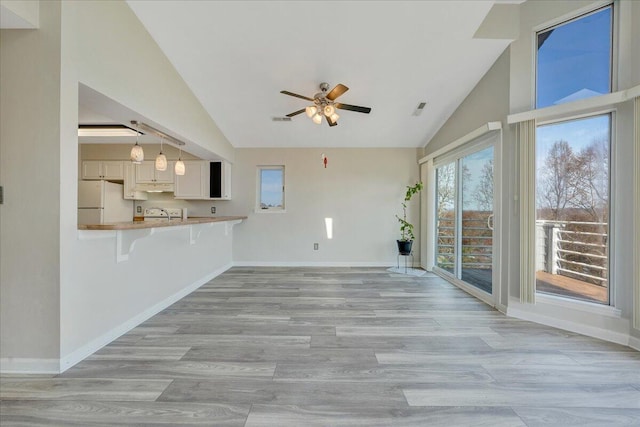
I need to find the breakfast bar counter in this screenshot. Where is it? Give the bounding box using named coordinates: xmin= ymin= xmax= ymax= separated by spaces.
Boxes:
xmin=78 ymin=216 xmax=247 ymax=231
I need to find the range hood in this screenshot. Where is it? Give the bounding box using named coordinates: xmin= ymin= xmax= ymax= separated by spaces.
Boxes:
xmin=134 ymin=183 xmax=174 ymax=193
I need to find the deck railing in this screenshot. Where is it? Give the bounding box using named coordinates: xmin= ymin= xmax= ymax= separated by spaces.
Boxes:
xmin=536 ymin=220 xmax=608 ymax=286
xmin=436 ymin=216 xmax=608 ymax=287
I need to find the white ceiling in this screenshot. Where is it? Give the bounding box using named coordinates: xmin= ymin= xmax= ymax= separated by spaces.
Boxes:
xmin=126 ymin=1 xmax=512 ymax=149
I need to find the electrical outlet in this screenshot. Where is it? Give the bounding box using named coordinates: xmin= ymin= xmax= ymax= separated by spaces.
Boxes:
xmin=211 ymin=207 xmax=216 ymax=214
xmin=136 ymin=206 xmax=142 ymax=213
xmin=314 ymin=243 xmax=319 ymax=250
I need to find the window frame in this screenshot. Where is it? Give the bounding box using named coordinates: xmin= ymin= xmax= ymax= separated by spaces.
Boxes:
xmin=256 ymin=165 xmax=285 ymax=213
xmin=534 ymin=110 xmax=616 ymax=306
xmin=532 ymin=1 xmax=617 ymax=110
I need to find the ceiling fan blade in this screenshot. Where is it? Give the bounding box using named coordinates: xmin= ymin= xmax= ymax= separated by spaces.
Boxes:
xmin=286 ymin=108 xmax=306 ymax=118
xmin=326 ymin=84 xmax=349 ymax=101
xmin=326 ymin=115 xmax=338 ymax=127
xmin=280 ymin=90 xmax=314 ymax=102
xmin=335 ymin=103 xmax=372 ymax=114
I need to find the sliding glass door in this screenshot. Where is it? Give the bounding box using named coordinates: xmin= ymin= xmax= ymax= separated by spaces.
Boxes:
xmin=434 ymin=145 xmax=495 ymax=295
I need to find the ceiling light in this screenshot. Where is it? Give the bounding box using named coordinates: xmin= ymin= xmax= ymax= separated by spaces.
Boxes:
xmin=155 ymin=136 xmax=167 ymax=171
xmin=312 ymin=113 xmax=323 ymax=125
xmin=330 ymin=112 xmax=340 ymax=122
xmin=78 ymin=124 xmax=139 ymax=137
xmin=130 ymin=122 xmax=144 ymax=164
xmin=174 ymin=146 xmax=185 ymax=176
xmin=324 ymin=105 xmax=335 ymax=116
xmin=305 ymin=106 xmax=317 ymax=118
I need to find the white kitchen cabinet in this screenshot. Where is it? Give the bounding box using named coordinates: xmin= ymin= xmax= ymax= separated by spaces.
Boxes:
xmin=123 ymin=162 xmax=148 ymax=200
xmin=174 ymin=160 xmax=231 ymax=200
xmin=82 ymin=161 xmax=124 ymax=180
xmin=174 ymin=160 xmax=207 ymax=199
xmin=135 ymin=161 xmax=175 ymax=184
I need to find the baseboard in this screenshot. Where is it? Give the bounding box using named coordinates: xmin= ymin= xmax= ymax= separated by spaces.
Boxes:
xmin=495 ymin=303 xmax=507 ymax=314
xmin=0 ymin=358 xmax=60 ymax=374
xmin=507 ymin=303 xmax=630 ymax=346
xmin=233 ymin=261 xmax=414 ymax=267
xmin=629 ymin=335 xmax=640 ymax=351
xmin=58 ymin=262 xmax=232 ymax=373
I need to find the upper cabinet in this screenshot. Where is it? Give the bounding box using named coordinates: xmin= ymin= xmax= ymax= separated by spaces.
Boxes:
xmin=174 ymin=160 xmax=207 ymax=199
xmin=135 ymin=161 xmax=175 ymax=184
xmin=82 ymin=161 xmax=124 ymax=180
xmin=123 ymin=162 xmax=148 ymax=200
xmin=174 ymin=160 xmax=231 ymax=200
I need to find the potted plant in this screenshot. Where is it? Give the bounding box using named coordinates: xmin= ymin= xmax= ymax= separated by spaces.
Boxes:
xmin=396 ymin=182 xmax=423 ymax=255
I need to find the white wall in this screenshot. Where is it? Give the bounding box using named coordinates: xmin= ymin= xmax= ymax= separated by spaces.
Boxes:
xmin=0 ymin=0 xmax=61 ymax=368
xmin=229 ymin=148 xmax=421 ymax=266
xmin=62 ymin=222 xmax=234 ymax=370
xmin=1 ymin=0 xmax=237 ymax=372
xmin=57 ymin=0 xmax=237 ymax=369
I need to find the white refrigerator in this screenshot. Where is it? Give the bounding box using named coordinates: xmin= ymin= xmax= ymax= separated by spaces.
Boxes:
xmin=78 ymin=180 xmax=133 ymax=225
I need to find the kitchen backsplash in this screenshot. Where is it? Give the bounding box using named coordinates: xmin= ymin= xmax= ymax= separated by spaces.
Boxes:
xmin=134 ymin=192 xmax=230 ymax=217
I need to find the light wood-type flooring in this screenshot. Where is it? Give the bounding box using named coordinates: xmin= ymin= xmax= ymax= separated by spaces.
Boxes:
xmin=2 ymin=267 xmax=639 ymax=426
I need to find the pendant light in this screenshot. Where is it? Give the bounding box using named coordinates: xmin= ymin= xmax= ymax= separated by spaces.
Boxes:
xmin=130 ymin=122 xmax=144 ymax=164
xmin=174 ymin=146 xmax=185 ymax=176
xmin=155 ymin=136 xmax=167 ymax=171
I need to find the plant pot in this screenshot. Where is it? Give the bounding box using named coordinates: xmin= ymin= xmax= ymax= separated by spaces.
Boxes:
xmin=397 ymin=240 xmax=413 ymax=255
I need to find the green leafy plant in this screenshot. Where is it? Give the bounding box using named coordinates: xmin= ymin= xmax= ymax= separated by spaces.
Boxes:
xmin=396 ymin=182 xmax=423 ymax=242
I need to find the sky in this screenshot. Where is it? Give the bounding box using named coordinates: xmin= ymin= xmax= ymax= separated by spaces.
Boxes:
xmin=536 ymin=5 xmax=611 ymax=108
xmin=261 ymin=169 xmax=283 ymax=206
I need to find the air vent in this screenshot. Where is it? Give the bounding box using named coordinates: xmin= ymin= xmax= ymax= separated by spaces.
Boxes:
xmin=272 ymin=117 xmax=292 ymax=122
xmin=413 ymin=102 xmax=427 ymax=116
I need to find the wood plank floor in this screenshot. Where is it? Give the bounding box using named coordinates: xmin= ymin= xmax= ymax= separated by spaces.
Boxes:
xmin=2 ymin=267 xmax=639 ymax=426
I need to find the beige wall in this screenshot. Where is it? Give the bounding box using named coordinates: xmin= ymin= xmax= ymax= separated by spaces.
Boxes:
xmin=0 ymin=0 xmax=61 ymax=365
xmin=424 ymin=49 xmax=511 ymax=156
xmin=229 ymin=148 xmax=421 ymax=265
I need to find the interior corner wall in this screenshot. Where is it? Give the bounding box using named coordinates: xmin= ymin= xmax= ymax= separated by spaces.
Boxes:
xmin=0 ymin=0 xmax=62 ymax=366
xmin=230 ymin=148 xmax=421 ymax=266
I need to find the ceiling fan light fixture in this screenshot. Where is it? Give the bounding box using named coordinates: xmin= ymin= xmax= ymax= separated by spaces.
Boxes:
xmin=312 ymin=113 xmax=323 ymax=124
xmin=330 ymin=112 xmax=340 ymax=122
xmin=323 ymin=105 xmax=335 ymax=116
xmin=305 ymin=105 xmax=317 ymax=118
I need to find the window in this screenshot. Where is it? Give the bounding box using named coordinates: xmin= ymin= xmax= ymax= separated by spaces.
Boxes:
xmin=435 ymin=142 xmax=495 ymax=295
xmin=535 ymin=114 xmax=611 ymax=304
xmin=536 ymin=5 xmax=612 ymax=108
xmin=257 ymin=166 xmax=284 ymax=211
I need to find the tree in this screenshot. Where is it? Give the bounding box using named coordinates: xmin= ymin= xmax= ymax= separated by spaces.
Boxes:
xmin=573 ymin=137 xmax=609 ymax=223
xmin=537 ymin=140 xmax=580 ymax=220
xmin=473 ymin=159 xmax=494 ymax=212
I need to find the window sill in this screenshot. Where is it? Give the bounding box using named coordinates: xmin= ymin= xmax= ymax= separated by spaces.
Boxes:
xmin=254 ymin=209 xmax=286 ymax=214
xmin=535 ymin=292 xmax=621 ymax=318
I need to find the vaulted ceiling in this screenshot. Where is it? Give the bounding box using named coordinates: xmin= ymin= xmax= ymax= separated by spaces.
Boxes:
xmin=126 ymin=1 xmax=514 ymax=148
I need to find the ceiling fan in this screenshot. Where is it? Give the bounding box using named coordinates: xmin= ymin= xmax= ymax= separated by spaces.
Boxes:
xmin=280 ymin=82 xmax=372 ymax=127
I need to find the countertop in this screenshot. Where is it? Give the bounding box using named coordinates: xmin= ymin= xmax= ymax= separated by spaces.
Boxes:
xmin=78 ymin=216 xmax=247 ymax=231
